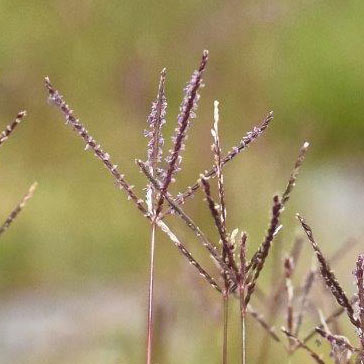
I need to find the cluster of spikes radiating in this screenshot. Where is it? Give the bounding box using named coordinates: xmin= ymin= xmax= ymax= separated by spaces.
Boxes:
xmin=0 ymin=111 xmax=37 ymax=238
xmin=44 ymin=50 xmax=364 ymax=363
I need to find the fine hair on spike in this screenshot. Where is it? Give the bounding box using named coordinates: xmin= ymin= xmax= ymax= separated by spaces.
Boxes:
xmin=0 ymin=111 xmax=26 ymax=147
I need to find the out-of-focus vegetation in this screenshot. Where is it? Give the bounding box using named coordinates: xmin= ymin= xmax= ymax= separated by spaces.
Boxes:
xmin=0 ymin=1 xmax=363 ymax=363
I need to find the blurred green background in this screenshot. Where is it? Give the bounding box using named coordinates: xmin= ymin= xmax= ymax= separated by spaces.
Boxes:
xmin=0 ymin=0 xmax=363 ymax=363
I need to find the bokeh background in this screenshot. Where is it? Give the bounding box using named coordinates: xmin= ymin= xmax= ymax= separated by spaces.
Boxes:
xmin=0 ymin=1 xmax=363 ymax=363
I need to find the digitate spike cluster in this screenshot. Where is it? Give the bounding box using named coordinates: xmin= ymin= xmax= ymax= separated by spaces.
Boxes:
xmin=45 ymin=50 xmax=364 ymax=364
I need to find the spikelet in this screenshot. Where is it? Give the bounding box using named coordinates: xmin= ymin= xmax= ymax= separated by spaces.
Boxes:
xmin=145 ymin=68 xmax=167 ymax=213
xmin=0 ymin=182 xmax=37 ymax=236
xmin=297 ymin=214 xmax=360 ymax=329
xmin=201 ymin=176 xmax=238 ymax=278
xmin=155 ymin=51 xmax=208 ymax=217
xmin=281 ymin=142 xmax=310 ymax=206
xmin=355 ymin=254 xmax=364 ymax=348
xmin=0 ymin=111 xmax=26 ymax=147
xmin=244 ymin=196 xmax=282 ymax=305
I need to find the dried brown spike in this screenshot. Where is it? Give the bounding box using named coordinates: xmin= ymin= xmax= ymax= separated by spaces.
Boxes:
xmin=0 ymin=182 xmax=37 ymax=237
xmin=0 ymin=111 xmax=26 ymax=147
xmin=297 ymin=214 xmax=360 ymax=329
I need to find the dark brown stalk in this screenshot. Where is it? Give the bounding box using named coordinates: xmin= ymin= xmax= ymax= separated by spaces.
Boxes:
xmin=45 ymin=77 xmax=221 ymax=293
xmin=244 ymin=196 xmax=282 ymax=306
xmin=0 ymin=111 xmax=26 ymax=147
xmin=281 ymin=328 xmax=325 ymax=364
xmin=0 ymin=182 xmax=37 ymax=237
xmin=297 ymin=214 xmax=360 ymax=329
xmin=137 ymin=159 xmax=235 ymax=281
xmin=145 ymin=68 xmax=167 ymax=364
xmin=161 ymin=111 xmax=274 ymax=218
xmin=155 ymin=50 xmax=208 ymax=217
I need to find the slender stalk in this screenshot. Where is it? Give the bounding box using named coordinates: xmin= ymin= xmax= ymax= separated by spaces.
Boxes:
xmin=239 ymin=233 xmax=247 ymax=364
xmin=239 ymin=285 xmax=246 ymax=364
xmin=146 ymin=223 xmax=156 ymax=364
xmin=223 ymin=292 xmax=229 ymax=364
